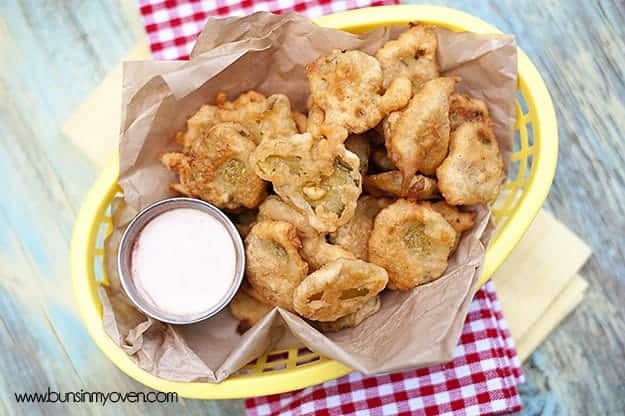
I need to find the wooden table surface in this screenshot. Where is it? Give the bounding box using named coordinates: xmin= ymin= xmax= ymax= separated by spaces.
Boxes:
xmin=1 ymin=0 xmax=624 ymax=414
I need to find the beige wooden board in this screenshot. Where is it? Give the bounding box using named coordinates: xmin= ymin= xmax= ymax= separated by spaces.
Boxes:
xmin=492 ymin=210 xmax=591 ymax=343
xmin=62 ymin=42 xmax=151 ymax=167
xmin=516 ymin=275 xmax=588 ymax=362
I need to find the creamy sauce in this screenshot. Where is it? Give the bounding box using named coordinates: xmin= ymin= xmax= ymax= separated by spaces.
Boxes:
xmin=131 ymin=208 xmax=237 ymax=318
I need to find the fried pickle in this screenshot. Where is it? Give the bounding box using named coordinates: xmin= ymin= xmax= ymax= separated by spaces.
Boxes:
xmin=305 ymin=101 xmax=326 ymax=139
xmin=421 ymin=201 xmax=476 ymax=234
xmin=245 ymin=220 xmax=309 ymax=310
xmin=298 ymin=153 xmax=362 ymax=233
xmin=229 ymin=290 xmax=273 ymax=333
xmin=300 ymin=233 xmax=356 ymax=271
xmin=384 ymin=77 xmax=458 ymax=182
xmin=240 ymin=279 xmax=270 ymax=304
xmin=363 ymin=170 xmax=439 ymax=201
xmin=436 ymin=122 xmax=504 ymax=205
xmin=216 ymin=90 xmax=266 ymax=111
xmin=258 ymin=196 xmax=356 ymax=269
xmin=257 ymin=94 xmax=300 ymax=142
xmin=252 ymin=132 xmax=328 ymax=187
xmin=176 ymin=92 xmax=298 ymax=148
xmin=251 ymin=132 xmax=362 ymax=232
xmin=161 ymin=122 xmax=267 ymax=210
xmin=293 ymin=258 xmax=388 ymax=321
xmin=177 ymin=91 xmax=266 ymax=148
xmin=293 ymin=111 xmax=308 ymax=134
xmin=368 ymin=199 xmax=456 ymax=290
xmin=306 ymin=50 xmax=412 ymax=134
xmin=449 ymin=94 xmax=490 ymax=131
xmin=317 ymin=296 xmax=381 ymax=332
xmin=328 ymin=196 xmax=392 ymax=260
xmin=375 ymin=23 xmax=439 ymax=90
xmin=257 ymin=195 xmax=317 ymax=238
xmin=345 ymin=134 xmax=370 ymax=177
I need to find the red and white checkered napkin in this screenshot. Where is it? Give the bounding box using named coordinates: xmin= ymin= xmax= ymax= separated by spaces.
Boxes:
xmin=139 ymin=0 xmax=398 ymax=60
xmin=137 ymin=2 xmax=523 ymax=414
xmin=245 ymin=281 xmax=523 ymax=416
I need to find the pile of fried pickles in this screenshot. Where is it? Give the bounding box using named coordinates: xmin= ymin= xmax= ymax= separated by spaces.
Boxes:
xmin=160 ymin=24 xmax=505 ymax=333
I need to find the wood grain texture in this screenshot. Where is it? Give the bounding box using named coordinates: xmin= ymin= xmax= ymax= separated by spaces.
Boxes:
xmin=1 ymin=0 xmax=624 ymax=415
xmin=515 ymin=275 xmax=588 ymax=363
xmin=62 ymin=42 xmax=151 ymax=168
xmin=490 ymin=209 xmax=591 ymax=366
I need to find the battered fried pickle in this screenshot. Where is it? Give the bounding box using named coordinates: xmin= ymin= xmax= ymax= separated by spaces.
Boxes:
xmin=299 ymin=153 xmax=363 ymax=233
xmin=368 ymin=199 xmax=456 ymax=290
xmin=436 ymin=122 xmax=504 ymax=205
xmin=161 ymin=122 xmax=267 ymax=210
xmin=363 ymin=170 xmax=439 ymax=201
xmin=305 ymin=101 xmax=326 ymax=139
xmin=257 ymin=94 xmax=300 ymax=142
xmin=257 ymin=195 xmax=317 ymax=238
xmin=293 ymin=258 xmax=388 ymax=321
xmin=421 ymin=201 xmax=476 ymax=234
xmin=317 ymin=296 xmax=381 ymax=332
xmin=177 ymin=91 xmax=265 ymax=148
xmin=384 ymin=77 xmax=458 ymax=182
xmin=345 ymin=134 xmax=370 ymax=177
xmin=370 ymin=146 xmax=396 ymax=171
xmin=216 ymin=90 xmax=266 ymax=111
xmin=176 ymin=92 xmax=298 ymax=148
xmin=245 ymin=220 xmax=309 ymax=310
xmin=240 ymin=279 xmax=270 ymax=304
xmin=306 ymin=50 xmax=412 ymax=134
xmin=252 ymin=132 xmax=327 ymax=188
xmin=328 ymin=196 xmax=392 ymax=260
xmin=229 ymin=290 xmax=273 ymax=333
xmin=258 ymin=195 xmax=355 ymax=268
xmin=251 ymin=132 xmax=362 ymax=232
xmin=300 ymin=233 xmax=356 ymax=271
xmin=306 ymin=103 xmax=350 ymax=145
xmin=449 ymin=94 xmax=490 ymax=131
xmin=375 ymin=23 xmax=439 ymax=90
xmin=293 ymin=112 xmax=308 ymax=134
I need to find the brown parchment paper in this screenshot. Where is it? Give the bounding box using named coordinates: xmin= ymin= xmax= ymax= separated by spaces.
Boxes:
xmin=102 ymin=12 xmax=517 ymax=382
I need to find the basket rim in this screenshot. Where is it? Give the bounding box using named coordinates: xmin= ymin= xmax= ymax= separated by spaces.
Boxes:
xmin=70 ymin=4 xmax=557 ymax=399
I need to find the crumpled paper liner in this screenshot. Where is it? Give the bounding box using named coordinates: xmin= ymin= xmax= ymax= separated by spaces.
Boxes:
xmin=101 ymin=12 xmax=517 ymax=382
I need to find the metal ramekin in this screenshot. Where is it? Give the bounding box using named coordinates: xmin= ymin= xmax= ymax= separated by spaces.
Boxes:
xmin=117 ymin=197 xmax=245 ymax=325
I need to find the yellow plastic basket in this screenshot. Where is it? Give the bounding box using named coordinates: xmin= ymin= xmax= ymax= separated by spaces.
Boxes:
xmin=70 ymin=5 xmax=557 ymax=399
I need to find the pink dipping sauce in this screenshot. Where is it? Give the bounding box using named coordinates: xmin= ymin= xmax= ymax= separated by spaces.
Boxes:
xmin=130 ymin=208 xmax=237 ymax=319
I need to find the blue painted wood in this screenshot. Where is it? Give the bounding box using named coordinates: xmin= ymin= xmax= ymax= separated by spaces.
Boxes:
xmin=1 ymin=0 xmax=624 ymax=415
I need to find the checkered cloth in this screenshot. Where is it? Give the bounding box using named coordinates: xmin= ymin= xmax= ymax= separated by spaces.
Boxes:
xmin=245 ymin=281 xmax=523 ymax=416
xmin=137 ymin=2 xmax=524 ymax=414
xmin=139 ymin=0 xmax=398 ymax=60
